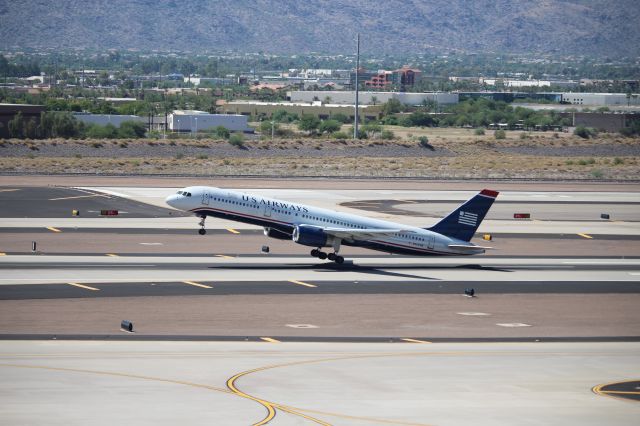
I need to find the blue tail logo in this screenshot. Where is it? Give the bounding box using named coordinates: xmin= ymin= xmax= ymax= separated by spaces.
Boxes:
xmin=428 ymin=189 xmax=499 ymax=242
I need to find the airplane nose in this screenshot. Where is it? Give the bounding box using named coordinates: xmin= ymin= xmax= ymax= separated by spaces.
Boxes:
xmin=165 ymin=194 xmax=178 ymax=207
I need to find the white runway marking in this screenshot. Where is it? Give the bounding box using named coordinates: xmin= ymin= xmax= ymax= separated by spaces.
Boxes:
xmin=496 ymin=323 xmax=532 ymax=327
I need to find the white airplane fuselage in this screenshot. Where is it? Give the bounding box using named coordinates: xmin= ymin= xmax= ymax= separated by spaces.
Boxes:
xmin=166 ymin=187 xmax=499 ymax=262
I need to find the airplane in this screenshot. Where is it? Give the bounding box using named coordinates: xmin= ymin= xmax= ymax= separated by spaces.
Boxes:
xmin=165 ymin=187 xmax=499 ymax=264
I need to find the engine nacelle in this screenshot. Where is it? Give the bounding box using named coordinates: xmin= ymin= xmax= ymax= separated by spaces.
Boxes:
xmin=263 ymin=227 xmax=291 ymax=240
xmin=292 ymin=225 xmax=333 ymax=247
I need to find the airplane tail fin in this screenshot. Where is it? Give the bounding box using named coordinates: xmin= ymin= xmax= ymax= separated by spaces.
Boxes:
xmin=428 ymin=189 xmax=499 ymax=242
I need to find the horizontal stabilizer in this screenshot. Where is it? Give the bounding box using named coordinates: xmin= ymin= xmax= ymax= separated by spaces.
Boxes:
xmin=448 ymin=244 xmax=494 ymax=250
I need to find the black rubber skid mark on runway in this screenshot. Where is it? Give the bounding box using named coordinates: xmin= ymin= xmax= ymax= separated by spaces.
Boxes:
xmin=1 ymin=280 xmax=640 ymax=300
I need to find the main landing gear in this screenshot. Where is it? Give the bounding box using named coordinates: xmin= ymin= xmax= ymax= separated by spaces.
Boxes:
xmin=198 ymin=215 xmax=207 ymax=235
xmin=311 ymin=248 xmax=344 ymax=264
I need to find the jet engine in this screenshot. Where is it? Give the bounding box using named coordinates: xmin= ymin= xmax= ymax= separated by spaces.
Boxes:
xmin=263 ymin=227 xmax=291 ymax=240
xmin=292 ymin=225 xmax=334 ymax=247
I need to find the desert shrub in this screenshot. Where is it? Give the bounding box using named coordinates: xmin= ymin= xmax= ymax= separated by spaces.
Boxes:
xmin=474 ymin=128 xmax=485 ymax=135
xmin=418 ymin=136 xmax=434 ymax=150
xmin=380 ymin=129 xmax=395 ymax=140
xmin=574 ymin=126 xmax=597 ymax=139
xmin=494 ymin=129 xmax=506 ymax=139
xmin=228 ymin=133 xmax=245 ymax=148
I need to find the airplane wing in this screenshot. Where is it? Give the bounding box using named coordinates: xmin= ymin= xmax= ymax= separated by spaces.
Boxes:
xmin=323 ymin=227 xmax=411 ymax=242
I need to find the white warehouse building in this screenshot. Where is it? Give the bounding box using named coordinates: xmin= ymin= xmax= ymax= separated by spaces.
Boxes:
xmin=288 ymin=90 xmax=459 ymax=106
xmin=168 ymin=110 xmax=253 ymax=132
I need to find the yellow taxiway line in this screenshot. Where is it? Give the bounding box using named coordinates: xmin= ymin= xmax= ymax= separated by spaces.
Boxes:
xmin=46 ymin=226 xmax=62 ymax=233
xmin=0 ymin=188 xmax=20 ymax=193
xmin=260 ymin=337 xmax=281 ymax=343
xmin=67 ymin=282 xmax=100 ymax=291
xmin=183 ymin=280 xmax=213 ymax=289
xmin=215 ymin=254 xmax=235 ymax=259
xmin=289 ymin=280 xmax=317 ymax=288
xmin=401 ymin=338 xmax=432 ymax=344
xmin=105 ymin=253 xmax=119 ymax=257
xmin=578 ymin=233 xmax=593 ymax=239
xmin=226 ymin=228 xmax=240 ymax=234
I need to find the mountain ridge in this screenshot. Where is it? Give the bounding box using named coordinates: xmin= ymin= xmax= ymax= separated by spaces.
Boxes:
xmin=1 ymin=0 xmax=639 ymax=57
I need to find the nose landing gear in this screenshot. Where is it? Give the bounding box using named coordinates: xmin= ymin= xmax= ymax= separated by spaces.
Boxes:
xmin=198 ymin=216 xmax=206 ymax=235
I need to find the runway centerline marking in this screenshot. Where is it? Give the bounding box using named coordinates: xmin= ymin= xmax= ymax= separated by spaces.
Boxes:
xmin=260 ymin=337 xmax=281 ymax=343
xmin=226 ymin=228 xmax=240 ymax=234
xmin=401 ymin=338 xmax=432 ymax=344
xmin=67 ymin=282 xmax=100 ymax=291
xmin=578 ymin=233 xmax=593 ymax=239
xmin=49 ymin=194 xmax=108 ymax=201
xmin=182 ymin=281 xmax=212 ymax=289
xmin=46 ymin=227 xmax=62 ymax=233
xmin=289 ymin=280 xmax=317 ymax=288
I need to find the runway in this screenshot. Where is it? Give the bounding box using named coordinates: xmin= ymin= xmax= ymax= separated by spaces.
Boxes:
xmin=1 ymin=179 xmax=639 ymax=424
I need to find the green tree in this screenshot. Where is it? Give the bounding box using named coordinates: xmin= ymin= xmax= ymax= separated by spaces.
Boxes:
xmin=361 ymin=122 xmax=382 ymax=138
xmin=8 ymin=112 xmax=24 ymax=138
xmin=214 ymin=125 xmax=230 ymax=139
xmin=259 ymin=120 xmax=279 ymax=135
xmin=382 ymin=98 xmax=403 ymax=115
xmin=330 ymin=113 xmax=350 ymax=124
xmin=318 ymin=119 xmax=341 ymax=134
xmin=118 ymin=121 xmax=147 ymax=138
xmin=86 ymin=123 xmax=118 ymax=139
xmin=298 ymin=114 xmax=320 ymax=133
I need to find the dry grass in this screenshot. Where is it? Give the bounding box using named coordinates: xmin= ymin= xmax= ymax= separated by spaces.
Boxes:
xmin=1 ymin=132 xmax=638 ymax=180
xmin=1 ymin=154 xmax=638 ymax=180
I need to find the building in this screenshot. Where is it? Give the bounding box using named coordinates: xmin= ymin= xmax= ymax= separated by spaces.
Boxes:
xmin=559 ymin=112 xmax=639 ymax=132
xmin=168 ymin=110 xmax=253 ymax=133
xmin=350 ymin=66 xmax=422 ymax=90
xmin=0 ymin=103 xmax=46 ymax=138
xmin=560 ymin=93 xmax=640 ymax=106
xmin=288 ymin=91 xmax=458 ymax=106
xmin=186 ymin=77 xmax=236 ymax=86
xmin=221 ymin=101 xmax=383 ymax=122
xmin=72 ymin=113 xmax=146 ymax=127
xmin=393 ymin=66 xmax=422 ymax=89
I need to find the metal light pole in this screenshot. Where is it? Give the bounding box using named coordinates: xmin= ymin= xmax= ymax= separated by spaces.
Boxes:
xmin=354 ymin=33 xmax=360 ymax=139
xmin=195 ymin=117 xmax=198 ymax=138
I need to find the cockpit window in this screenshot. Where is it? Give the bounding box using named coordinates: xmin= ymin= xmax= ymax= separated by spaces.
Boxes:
xmin=186 ymin=192 xmax=191 ymax=197
xmin=177 ymin=191 xmax=183 ymax=195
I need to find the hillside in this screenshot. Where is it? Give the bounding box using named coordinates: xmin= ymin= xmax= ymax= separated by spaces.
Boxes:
xmin=1 ymin=0 xmax=639 ymax=56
